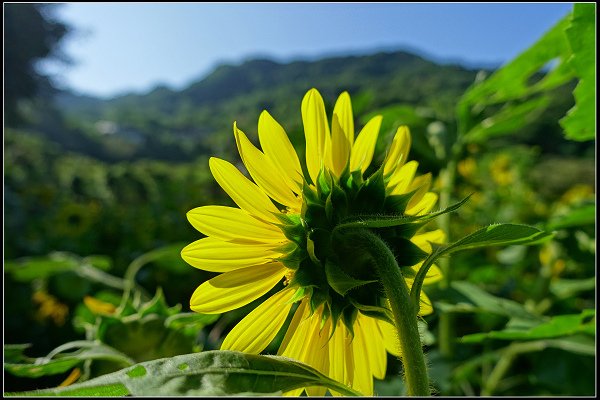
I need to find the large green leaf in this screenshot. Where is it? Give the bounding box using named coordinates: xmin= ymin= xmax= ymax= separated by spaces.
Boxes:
xmin=456 ymin=8 xmax=579 ymax=143
xmin=459 ymin=13 xmax=573 ymax=107
xmin=560 ymin=3 xmax=596 ymax=141
xmin=6 ymin=351 xmax=361 ymax=397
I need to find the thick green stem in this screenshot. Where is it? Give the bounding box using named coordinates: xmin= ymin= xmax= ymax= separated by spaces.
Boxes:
xmin=354 ymin=229 xmax=430 ymax=396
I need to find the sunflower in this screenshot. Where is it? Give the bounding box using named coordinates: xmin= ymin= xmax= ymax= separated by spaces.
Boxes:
xmin=181 ymin=88 xmax=444 ymax=396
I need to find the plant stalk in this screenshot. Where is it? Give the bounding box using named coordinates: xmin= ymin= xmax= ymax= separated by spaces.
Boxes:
xmin=354 ymin=229 xmax=430 ymax=396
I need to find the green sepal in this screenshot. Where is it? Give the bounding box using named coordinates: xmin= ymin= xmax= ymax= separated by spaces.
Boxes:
xmin=342 ymin=306 xmax=359 ymax=338
xmin=307 ymin=228 xmax=331 ymax=263
xmin=353 ymin=168 xmax=386 ymax=214
xmin=288 ymin=259 xmax=324 ymax=290
xmin=303 ymin=203 xmax=329 ymax=231
xmin=384 ymin=190 xmax=417 ymax=214
xmin=328 ymin=293 xmax=347 ymax=331
xmin=286 ymin=286 xmax=307 ymax=305
xmin=325 ymin=261 xmax=378 ymax=297
xmin=278 ymin=220 xmax=306 ymax=247
xmin=350 ymin=299 xmax=395 ymax=325
xmin=276 ymin=246 xmax=307 ymax=270
xmin=325 ymin=181 xmax=348 ymax=225
xmin=316 ymin=167 xmax=333 ymax=201
xmin=320 ymin=305 xmax=331 ymax=330
xmin=309 ymin=288 xmax=329 ymax=316
xmin=390 ymin=237 xmax=429 ymax=267
xmin=348 ymin=170 xmax=364 ymax=192
xmin=273 ymin=212 xmax=302 ymax=227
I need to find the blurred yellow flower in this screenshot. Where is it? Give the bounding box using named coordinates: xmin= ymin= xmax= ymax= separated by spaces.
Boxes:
xmin=182 ymin=88 xmax=444 ymax=395
xmin=489 ymin=153 xmax=515 ymax=186
xmin=457 ymin=157 xmax=477 ymax=179
xmin=32 ymin=290 xmax=69 ymax=326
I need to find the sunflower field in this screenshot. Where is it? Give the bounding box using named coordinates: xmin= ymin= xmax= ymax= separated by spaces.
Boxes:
xmin=4 ymin=3 xmax=596 ymax=397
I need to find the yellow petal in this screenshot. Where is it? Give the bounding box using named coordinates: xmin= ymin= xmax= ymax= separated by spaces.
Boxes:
xmin=411 ymin=229 xmax=447 ymax=253
xmin=258 ymin=111 xmax=303 ymax=193
xmin=361 ymin=316 xmax=386 ymax=380
xmin=376 ymin=319 xmax=401 ymax=357
xmin=389 ymin=160 xmax=418 ymax=194
xmin=305 ymin=316 xmax=331 ymax=397
xmin=333 ymin=91 xmax=354 ymax=147
xmin=352 ymin=316 xmax=374 ymax=396
xmin=406 ymin=173 xmax=432 ymax=210
xmin=209 ymin=157 xmax=280 ymax=224
xmin=234 ymin=124 xmax=300 ymax=210
xmin=181 ymin=237 xmax=282 ymax=273
xmin=383 ymin=126 xmax=411 ymax=177
xmin=187 ymin=206 xmax=285 ymax=243
xmin=278 ymin=299 xmax=309 ymax=356
xmin=409 ymin=262 xmax=444 ymax=285
xmin=418 ymin=290 xmax=434 ymax=316
xmin=302 ymin=88 xmax=330 ymax=184
xmin=349 ymin=115 xmax=383 ymax=173
xmin=329 ymin=320 xmax=355 ymax=394
xmin=190 ymin=262 xmax=286 ymax=313
xmin=221 ymin=288 xmax=295 ymax=354
xmin=331 ymin=114 xmax=351 ymax=176
xmin=406 ymin=192 xmax=438 ymax=216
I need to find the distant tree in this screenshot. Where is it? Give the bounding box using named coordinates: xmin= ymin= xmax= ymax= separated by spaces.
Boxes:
xmin=4 ymin=4 xmax=70 ymax=126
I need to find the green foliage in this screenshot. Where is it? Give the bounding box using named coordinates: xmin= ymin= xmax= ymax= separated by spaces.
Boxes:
xmin=3 ymin=3 xmax=596 ymax=397
xmin=560 ymin=3 xmax=596 ymax=141
xmin=6 ymin=351 xmax=360 ymax=397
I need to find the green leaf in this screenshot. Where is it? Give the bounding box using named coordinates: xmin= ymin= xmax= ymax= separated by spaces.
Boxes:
xmin=411 ymin=224 xmax=553 ymax=311
xmin=5 ymin=358 xmax=82 ymax=378
xmin=6 ymin=351 xmax=361 ymax=396
xmin=449 ymin=281 xmax=542 ymax=321
xmin=458 ymin=13 xmax=573 ymax=109
xmin=463 ymin=96 xmax=550 ymax=143
xmin=164 ymin=312 xmax=220 ymax=330
xmin=546 ymin=202 xmax=595 ymax=230
xmin=5 ymin=252 xmax=79 ymax=282
xmin=335 ymin=194 xmax=471 ymax=231
xmin=325 ymin=261 xmax=377 ymax=296
xmin=550 ymin=277 xmax=596 ymax=299
xmin=457 ymin=10 xmax=575 ymax=142
xmin=461 ymin=310 xmax=595 ymax=343
xmin=4 ymin=344 xmax=32 ymax=363
xmin=560 ymin=3 xmax=596 ymax=141
xmin=443 ymin=223 xmax=554 ymax=253
xmin=4 ymin=341 xmax=135 ymax=378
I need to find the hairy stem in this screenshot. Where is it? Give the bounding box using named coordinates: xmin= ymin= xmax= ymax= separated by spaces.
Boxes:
xmin=353 ymin=229 xmax=430 ymax=396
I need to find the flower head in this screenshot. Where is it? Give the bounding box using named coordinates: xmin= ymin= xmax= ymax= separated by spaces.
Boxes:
xmin=182 ymin=88 xmax=444 ymax=396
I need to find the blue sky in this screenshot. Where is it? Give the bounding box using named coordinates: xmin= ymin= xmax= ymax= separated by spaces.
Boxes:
xmin=49 ymin=3 xmax=574 ymax=98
